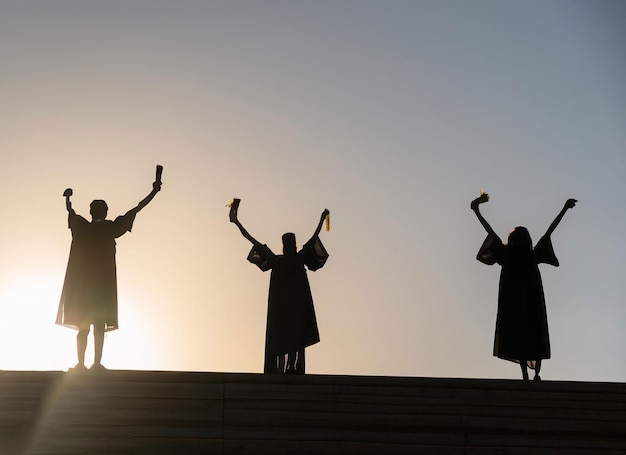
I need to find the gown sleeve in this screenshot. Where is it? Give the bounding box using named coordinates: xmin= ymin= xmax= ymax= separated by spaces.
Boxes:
xmin=300 ymin=235 xmax=329 ymax=271
xmin=111 ymin=210 xmax=138 ymax=238
xmin=534 ymin=235 xmax=559 ymax=266
xmin=476 ymin=233 xmax=504 ymax=265
xmin=68 ymin=210 xmax=89 ymax=231
xmin=247 ymin=243 xmax=275 ymax=271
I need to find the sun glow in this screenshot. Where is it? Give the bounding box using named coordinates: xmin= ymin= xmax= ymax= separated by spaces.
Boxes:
xmin=101 ymin=293 xmax=167 ymax=371
xmin=0 ymin=274 xmax=167 ymax=371
xmin=0 ymin=274 xmax=72 ymax=370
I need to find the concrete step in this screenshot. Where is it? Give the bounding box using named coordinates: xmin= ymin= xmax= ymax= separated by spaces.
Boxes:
xmin=1 ymin=370 xmax=624 ymax=454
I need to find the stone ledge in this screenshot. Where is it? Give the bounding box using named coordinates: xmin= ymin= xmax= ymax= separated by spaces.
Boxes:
xmin=1 ymin=370 xmax=624 ymax=454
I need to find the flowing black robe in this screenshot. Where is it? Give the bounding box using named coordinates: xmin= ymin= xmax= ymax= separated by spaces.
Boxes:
xmin=56 ymin=210 xmax=136 ymax=331
xmin=477 ymin=233 xmax=558 ymax=365
xmin=248 ymin=235 xmax=328 ymax=373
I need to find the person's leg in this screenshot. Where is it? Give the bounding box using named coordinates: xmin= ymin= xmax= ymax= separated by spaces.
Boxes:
xmin=519 ymin=360 xmax=529 ymax=380
xmin=286 ymin=352 xmax=296 ymax=373
xmin=278 ymin=353 xmax=286 ymax=374
xmin=76 ymin=324 xmax=90 ymax=369
xmin=92 ymin=323 xmax=105 ymax=368
xmin=533 ymin=359 xmax=542 ymax=381
xmin=295 ymin=349 xmax=305 ymax=374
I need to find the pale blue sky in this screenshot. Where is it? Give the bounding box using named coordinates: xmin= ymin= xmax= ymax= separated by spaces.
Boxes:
xmin=1 ymin=1 xmax=624 ymax=381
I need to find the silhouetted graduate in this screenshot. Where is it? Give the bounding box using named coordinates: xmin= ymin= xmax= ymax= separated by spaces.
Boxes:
xmin=56 ymin=166 xmax=163 ymax=371
xmin=471 ymin=192 xmax=576 ymax=380
xmin=230 ymin=199 xmax=330 ymax=374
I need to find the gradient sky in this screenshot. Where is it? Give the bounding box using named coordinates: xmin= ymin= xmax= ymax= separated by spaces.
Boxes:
xmin=1 ymin=1 xmax=624 ymax=382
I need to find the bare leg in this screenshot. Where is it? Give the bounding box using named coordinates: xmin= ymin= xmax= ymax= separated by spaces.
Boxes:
xmin=76 ymin=326 xmax=90 ymax=369
xmin=519 ymin=360 xmax=529 ymax=381
xmin=286 ymin=352 xmax=296 ymax=373
xmin=264 ymin=351 xmax=284 ymax=374
xmin=93 ymin=323 xmax=105 ymax=367
xmin=295 ymin=349 xmax=305 ymax=374
xmin=277 ymin=354 xmax=286 ymax=374
xmin=534 ymin=360 xmax=542 ymax=381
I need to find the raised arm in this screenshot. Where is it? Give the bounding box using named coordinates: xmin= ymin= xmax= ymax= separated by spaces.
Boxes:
xmin=126 ymin=166 xmax=163 ymax=215
xmin=229 ymin=199 xmax=261 ymax=246
xmin=544 ymin=198 xmax=577 ymax=237
xmin=128 ymin=180 xmax=161 ymax=216
xmin=471 ymin=192 xmax=496 ymax=237
xmin=312 ymin=208 xmax=330 ymax=238
xmin=63 ymin=188 xmax=74 ymax=213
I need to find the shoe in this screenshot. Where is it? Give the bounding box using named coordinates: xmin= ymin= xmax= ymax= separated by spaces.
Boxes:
xmin=89 ymin=363 xmax=108 ymax=373
xmin=69 ymin=363 xmax=88 ymax=373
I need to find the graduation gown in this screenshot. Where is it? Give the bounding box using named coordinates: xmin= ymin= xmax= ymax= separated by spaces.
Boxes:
xmin=477 ymin=233 xmax=558 ymax=365
xmin=248 ymin=235 xmax=328 ymax=373
xmin=56 ymin=209 xmax=136 ymax=331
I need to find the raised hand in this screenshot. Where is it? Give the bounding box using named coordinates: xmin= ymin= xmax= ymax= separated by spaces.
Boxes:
xmin=228 ymin=198 xmax=241 ymax=223
xmin=313 ymin=208 xmax=330 ymax=237
xmin=564 ymin=198 xmax=577 ymax=210
xmin=153 ymin=165 xmax=163 ymax=192
xmin=545 ymin=198 xmax=577 ymax=237
xmin=471 ymin=191 xmax=489 ymax=211
xmin=63 ymin=188 xmax=73 ymax=212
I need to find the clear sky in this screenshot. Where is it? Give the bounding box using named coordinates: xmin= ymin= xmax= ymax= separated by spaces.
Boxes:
xmin=1 ymin=1 xmax=624 ymax=382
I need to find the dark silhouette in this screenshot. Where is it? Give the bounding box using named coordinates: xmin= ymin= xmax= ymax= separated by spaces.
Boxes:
xmin=56 ymin=166 xmax=163 ymax=371
xmin=230 ymin=199 xmax=330 ymax=374
xmin=471 ymin=192 xmax=576 ymax=380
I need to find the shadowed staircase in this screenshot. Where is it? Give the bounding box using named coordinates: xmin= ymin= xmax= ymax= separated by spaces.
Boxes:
xmin=1 ymin=370 xmax=625 ymax=454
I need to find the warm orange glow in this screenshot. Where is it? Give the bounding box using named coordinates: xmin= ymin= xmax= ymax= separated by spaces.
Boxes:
xmin=0 ymin=274 xmax=170 ymax=371
xmin=0 ymin=274 xmax=72 ymax=370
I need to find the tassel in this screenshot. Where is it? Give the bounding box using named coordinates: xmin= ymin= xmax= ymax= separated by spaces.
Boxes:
xmin=325 ymin=213 xmax=330 ymax=232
